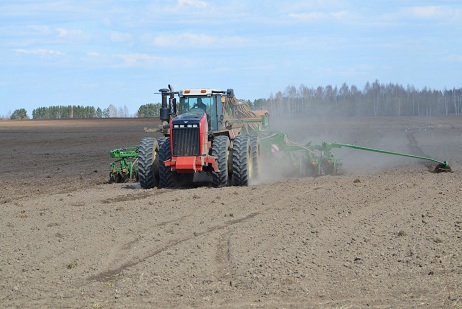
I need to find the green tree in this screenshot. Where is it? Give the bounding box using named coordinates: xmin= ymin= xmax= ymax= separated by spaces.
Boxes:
xmin=10 ymin=108 xmax=29 ymax=120
xmin=137 ymin=103 xmax=161 ymax=117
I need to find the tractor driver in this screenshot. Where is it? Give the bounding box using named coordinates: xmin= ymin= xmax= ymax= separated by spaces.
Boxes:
xmin=194 ymin=98 xmax=207 ymax=112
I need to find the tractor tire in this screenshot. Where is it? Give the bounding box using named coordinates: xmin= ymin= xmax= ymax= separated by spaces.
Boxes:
xmin=159 ymin=137 xmax=177 ymax=188
xmin=138 ymin=137 xmax=159 ymax=189
xmin=250 ymin=135 xmax=261 ymax=180
xmin=211 ymin=135 xmax=230 ymax=187
xmin=232 ymin=135 xmax=252 ymax=186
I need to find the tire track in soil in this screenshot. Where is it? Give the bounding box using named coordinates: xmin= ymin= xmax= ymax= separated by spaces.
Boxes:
xmin=89 ymin=175 xmax=398 ymax=286
xmin=87 ymin=184 xmax=278 ymax=283
xmin=87 ymin=212 xmax=260 ymax=283
xmin=215 ymin=231 xmax=233 ymax=283
xmin=99 ymin=190 xmax=168 ymax=204
xmin=406 ymin=131 xmax=426 ymax=157
xmin=95 ymin=214 xmax=191 ymax=274
xmin=406 ymin=131 xmax=434 ymax=168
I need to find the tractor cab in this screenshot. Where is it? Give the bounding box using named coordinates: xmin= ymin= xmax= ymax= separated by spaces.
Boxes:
xmin=178 ymin=89 xmax=225 ymax=132
xmin=159 ymin=86 xmax=234 ymax=134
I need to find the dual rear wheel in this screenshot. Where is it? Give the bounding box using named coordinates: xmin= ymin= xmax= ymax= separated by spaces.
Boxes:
xmin=214 ymin=134 xmax=261 ymax=187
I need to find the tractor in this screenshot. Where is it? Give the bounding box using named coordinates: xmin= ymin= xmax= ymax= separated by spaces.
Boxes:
xmin=137 ymin=85 xmax=267 ymax=188
xmin=109 ymin=85 xmax=450 ymax=186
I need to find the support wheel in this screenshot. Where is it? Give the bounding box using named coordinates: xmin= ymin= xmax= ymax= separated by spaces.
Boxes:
xmin=138 ymin=137 xmax=159 ymax=189
xmin=211 ymin=135 xmax=230 ymax=187
xmin=232 ymin=135 xmax=252 ymax=186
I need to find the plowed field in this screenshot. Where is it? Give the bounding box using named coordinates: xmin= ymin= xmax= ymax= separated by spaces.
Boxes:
xmin=1 ymin=117 xmax=461 ymax=308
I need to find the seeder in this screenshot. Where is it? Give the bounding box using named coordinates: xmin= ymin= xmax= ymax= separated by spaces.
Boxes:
xmin=258 ymin=132 xmax=451 ymax=177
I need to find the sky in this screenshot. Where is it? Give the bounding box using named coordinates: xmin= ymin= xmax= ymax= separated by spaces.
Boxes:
xmin=1 ymin=0 xmax=461 ymax=117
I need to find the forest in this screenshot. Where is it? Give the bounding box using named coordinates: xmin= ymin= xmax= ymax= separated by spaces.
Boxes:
xmin=10 ymin=80 xmax=462 ymax=120
xmin=29 ymin=103 xmax=158 ymax=119
xmin=30 ymin=104 xmax=130 ymax=119
xmin=257 ymin=80 xmax=462 ymax=117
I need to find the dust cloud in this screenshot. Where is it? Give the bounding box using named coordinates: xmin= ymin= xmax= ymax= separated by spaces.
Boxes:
xmin=262 ymin=115 xmax=454 ymax=175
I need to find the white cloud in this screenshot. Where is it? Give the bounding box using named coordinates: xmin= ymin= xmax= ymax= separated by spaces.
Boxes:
xmin=154 ymin=33 xmax=214 ymax=47
xmin=288 ymin=12 xmax=326 ymax=21
xmin=81 ymin=52 xmax=115 ymax=67
xmin=86 ymin=51 xmax=101 ymax=57
xmin=330 ymin=10 xmax=349 ymax=19
xmin=285 ymin=0 xmax=347 ymax=11
xmin=406 ymin=6 xmax=458 ymax=19
xmin=56 ymin=28 xmax=84 ymax=39
xmin=115 ymin=53 xmax=198 ymax=68
xmin=153 ymin=32 xmax=248 ymax=48
xmin=288 ymin=10 xmax=350 ymax=22
xmin=155 ymin=0 xmax=210 ymax=15
xmin=177 ymin=0 xmax=208 ymax=8
xmin=116 ymin=53 xmax=168 ymax=67
xmin=28 ymin=25 xmax=52 ymax=35
xmin=15 ymin=49 xmax=63 ymax=56
xmin=382 ymin=6 xmax=462 ymax=22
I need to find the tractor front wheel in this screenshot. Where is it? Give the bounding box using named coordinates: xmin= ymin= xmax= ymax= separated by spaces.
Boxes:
xmin=158 ymin=137 xmax=177 ymax=188
xmin=138 ymin=137 xmax=159 ymax=189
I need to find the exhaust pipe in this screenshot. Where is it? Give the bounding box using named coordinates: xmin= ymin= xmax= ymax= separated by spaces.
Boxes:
xmin=159 ymin=88 xmax=170 ymax=123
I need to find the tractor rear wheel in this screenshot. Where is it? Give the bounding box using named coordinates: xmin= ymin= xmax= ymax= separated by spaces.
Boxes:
xmin=159 ymin=137 xmax=177 ymax=188
xmin=138 ymin=137 xmax=159 ymax=189
xmin=211 ymin=135 xmax=230 ymax=187
xmin=232 ymin=135 xmax=252 ymax=186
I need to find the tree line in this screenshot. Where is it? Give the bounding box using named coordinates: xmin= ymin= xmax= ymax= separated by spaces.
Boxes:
xmin=29 ymin=104 xmax=132 ymax=119
xmin=8 ymin=80 xmax=462 ymax=120
xmin=8 ymin=103 xmax=160 ymax=120
xmin=32 ymin=106 xmax=101 ymax=119
xmin=258 ymin=80 xmax=462 ymax=117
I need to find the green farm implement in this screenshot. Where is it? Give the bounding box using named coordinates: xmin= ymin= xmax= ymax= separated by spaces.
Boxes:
xmin=109 ymin=146 xmax=139 ymax=183
xmin=109 ymin=84 xmax=451 ymax=185
xmin=258 ymin=131 xmax=342 ymax=177
xmin=258 ymin=134 xmax=450 ymax=177
xmin=319 ymin=142 xmax=450 ymax=173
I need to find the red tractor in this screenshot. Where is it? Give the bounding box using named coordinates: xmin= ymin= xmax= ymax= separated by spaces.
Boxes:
xmin=138 ymin=85 xmax=264 ymax=188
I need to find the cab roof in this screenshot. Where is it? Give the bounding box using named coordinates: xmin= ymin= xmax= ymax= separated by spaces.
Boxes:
xmin=180 ymin=88 xmax=225 ymax=96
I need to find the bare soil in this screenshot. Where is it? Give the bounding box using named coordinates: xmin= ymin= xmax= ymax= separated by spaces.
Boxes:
xmin=1 ymin=116 xmax=461 ymax=308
